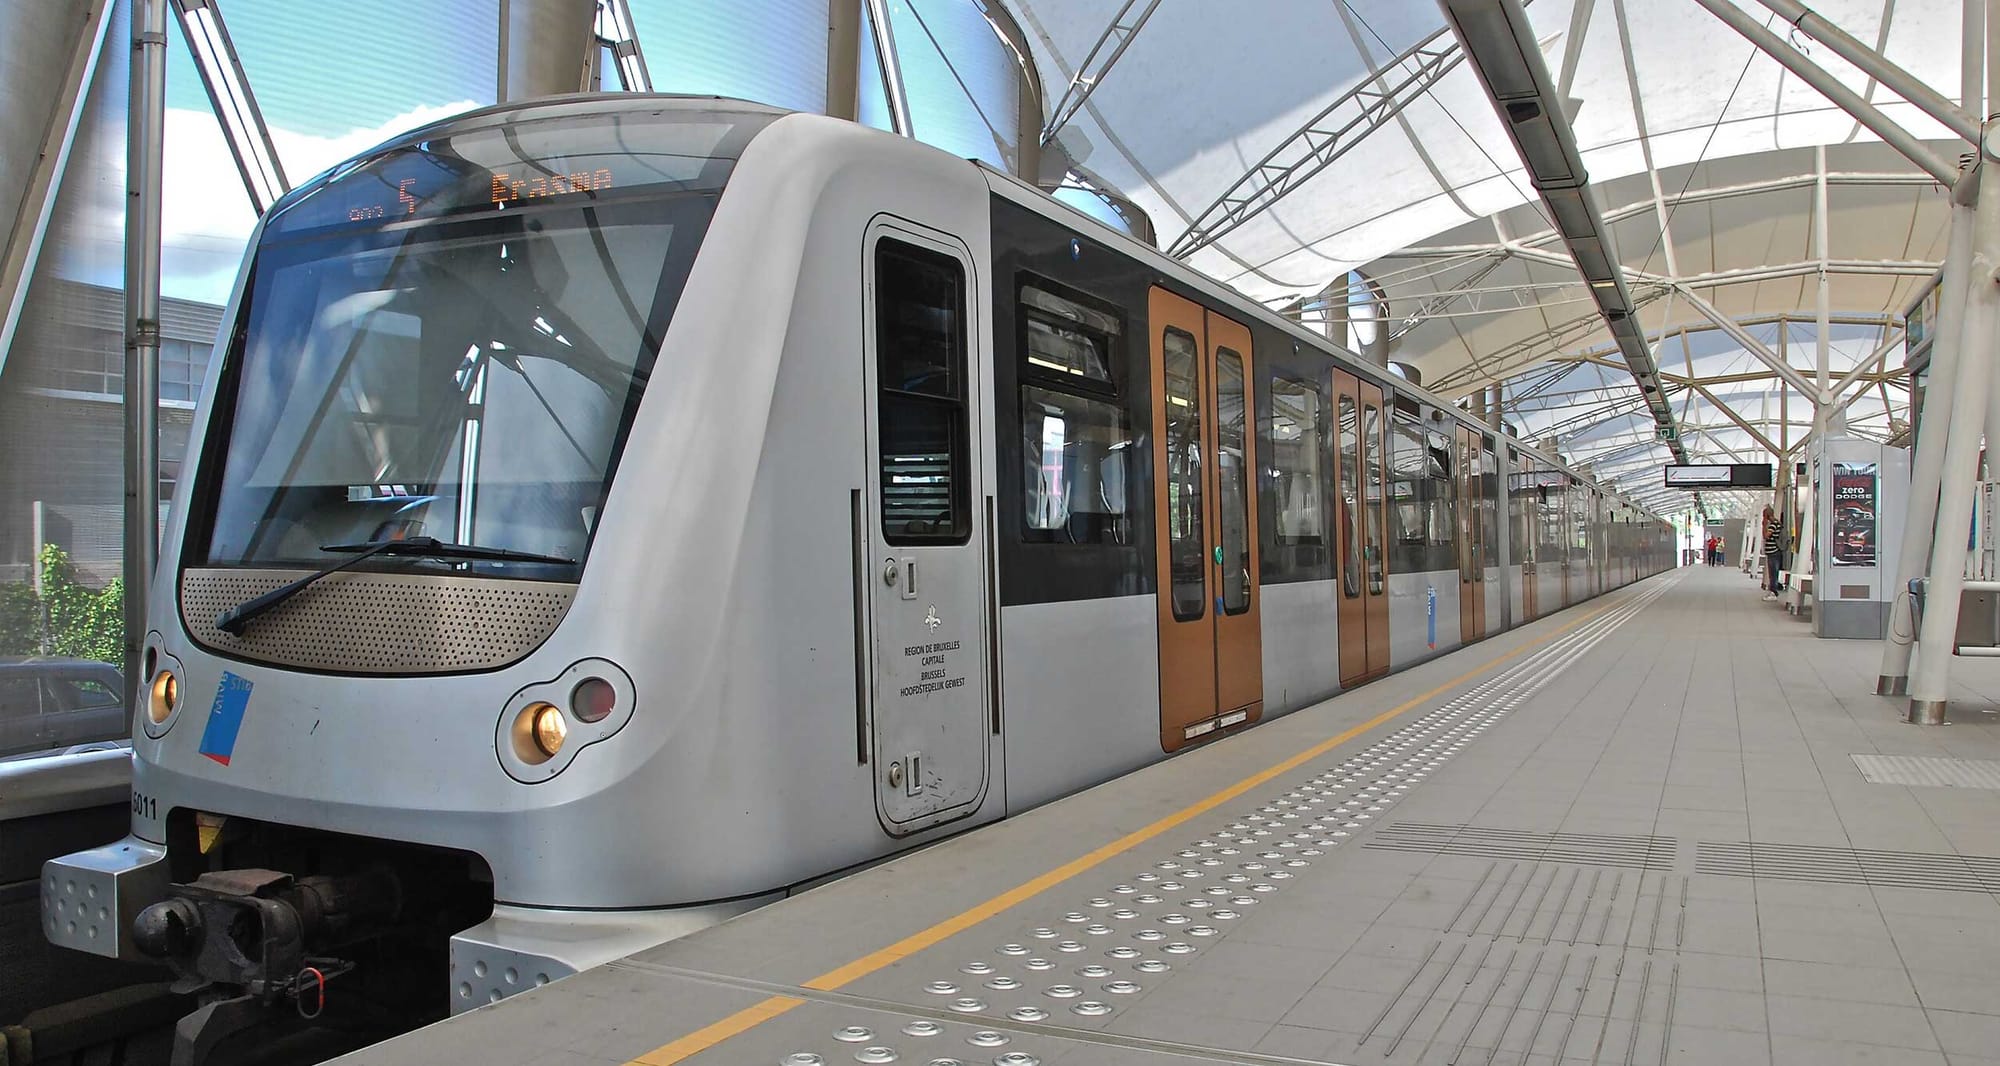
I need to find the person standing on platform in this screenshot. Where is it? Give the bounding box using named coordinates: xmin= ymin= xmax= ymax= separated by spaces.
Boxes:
xmin=1761 ymin=506 xmax=1784 ymax=600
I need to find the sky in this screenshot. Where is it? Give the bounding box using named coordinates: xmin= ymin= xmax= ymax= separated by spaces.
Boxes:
xmin=63 ymin=0 xmax=1031 ymax=306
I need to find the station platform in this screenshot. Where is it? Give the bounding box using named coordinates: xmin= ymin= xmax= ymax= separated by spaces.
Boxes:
xmin=338 ymin=566 xmax=2000 ymax=1066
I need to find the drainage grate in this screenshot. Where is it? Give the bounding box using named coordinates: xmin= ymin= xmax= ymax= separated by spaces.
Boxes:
xmin=1851 ymin=754 xmax=2000 ymax=790
xmin=1364 ymin=823 xmax=1677 ymax=870
xmin=1697 ymin=840 xmax=2000 ymax=893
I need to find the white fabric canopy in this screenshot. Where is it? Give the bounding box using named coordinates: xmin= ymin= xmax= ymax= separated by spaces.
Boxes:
xmin=1001 ymin=0 xmax=1957 ymax=502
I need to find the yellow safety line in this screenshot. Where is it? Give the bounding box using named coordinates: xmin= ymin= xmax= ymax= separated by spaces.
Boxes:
xmin=629 ymin=597 xmax=1627 ymax=1065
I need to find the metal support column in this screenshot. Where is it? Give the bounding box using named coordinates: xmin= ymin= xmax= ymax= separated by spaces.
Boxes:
xmin=1910 ymin=4 xmax=2000 ymax=722
xmin=826 ymin=0 xmax=861 ymax=121
xmin=864 ymin=0 xmax=912 ymax=136
xmin=1779 ymin=328 xmax=1791 ymax=504
xmin=496 ymin=0 xmax=595 ymax=102
xmin=123 ymin=0 xmax=166 ymax=704
xmin=170 ymin=0 xmax=287 ymax=212
xmin=595 ymin=0 xmax=652 ymax=92
xmin=1814 ymin=146 xmax=1838 ymax=441
xmin=1488 ymin=383 xmax=1513 ymax=631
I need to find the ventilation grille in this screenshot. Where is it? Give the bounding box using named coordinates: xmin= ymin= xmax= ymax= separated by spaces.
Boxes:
xmin=180 ymin=568 xmax=575 ymax=675
xmin=1364 ymin=823 xmax=1677 ymax=870
xmin=1698 ymin=841 xmax=2000 ymax=893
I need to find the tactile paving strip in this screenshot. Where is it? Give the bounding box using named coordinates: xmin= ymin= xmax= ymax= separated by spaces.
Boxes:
xmin=1696 ymin=839 xmax=2000 ymax=893
xmin=1364 ymin=823 xmax=1678 ymax=871
xmin=1850 ymin=753 xmax=2000 ymax=789
xmin=760 ymin=578 xmax=1681 ymax=1066
xmin=1350 ymin=863 xmax=1692 ymax=1066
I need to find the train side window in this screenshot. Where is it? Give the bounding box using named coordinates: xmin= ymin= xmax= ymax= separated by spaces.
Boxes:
xmin=1018 ymin=282 xmax=1131 ymax=545
xmin=1384 ymin=408 xmax=1448 ymax=572
xmin=1022 ymin=388 xmax=1129 ymax=542
xmin=1268 ymin=376 xmax=1324 ymax=546
xmin=1426 ymin=425 xmax=1456 ymax=572
xmin=875 ymin=240 xmax=968 ymax=544
xmin=1021 ymin=286 xmax=1118 ymax=384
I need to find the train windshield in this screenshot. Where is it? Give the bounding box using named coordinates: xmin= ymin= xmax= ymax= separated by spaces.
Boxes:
xmin=191 ymin=105 xmax=775 ymax=580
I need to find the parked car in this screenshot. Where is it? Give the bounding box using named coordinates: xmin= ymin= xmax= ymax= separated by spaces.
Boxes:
xmin=0 ymin=657 xmax=127 ymax=760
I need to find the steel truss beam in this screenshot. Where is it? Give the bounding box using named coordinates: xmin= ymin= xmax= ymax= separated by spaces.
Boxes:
xmin=1692 ymin=0 xmax=1960 ymax=185
xmin=1167 ymin=23 xmax=1467 ymax=259
xmin=0 ymin=0 xmax=113 ymax=384
xmin=1039 ymin=0 xmax=1159 ymax=147
xmin=1375 ymin=255 xmax=1936 ymax=338
xmin=594 ymin=0 xmax=651 ymax=92
xmin=170 ymin=0 xmax=287 ymax=212
xmin=1550 ymin=311 xmax=1895 ymax=368
xmin=1383 ymin=171 xmax=1936 ymax=268
xmin=1681 ymin=379 xmax=1782 ymax=454
xmin=1675 ymin=288 xmax=1822 ymax=399
xmin=1752 ymin=0 xmax=1981 ymax=145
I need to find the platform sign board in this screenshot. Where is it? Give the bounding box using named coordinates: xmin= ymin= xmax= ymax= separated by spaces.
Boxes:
xmin=1664 ymin=465 xmax=1731 ymax=487
xmin=1831 ymin=461 xmax=1878 ymax=567
xmin=1663 ymin=463 xmax=1773 ymax=489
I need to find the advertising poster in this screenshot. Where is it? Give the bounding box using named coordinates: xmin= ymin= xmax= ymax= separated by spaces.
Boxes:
xmin=1830 ymin=461 xmax=1878 ymax=567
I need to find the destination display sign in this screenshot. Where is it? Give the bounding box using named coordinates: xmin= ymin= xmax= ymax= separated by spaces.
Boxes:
xmin=1663 ymin=463 xmax=1773 ymax=489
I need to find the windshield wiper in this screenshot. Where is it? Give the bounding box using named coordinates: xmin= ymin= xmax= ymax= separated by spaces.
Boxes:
xmin=214 ymin=537 xmax=576 ymax=636
xmin=320 ymin=537 xmax=576 ymax=565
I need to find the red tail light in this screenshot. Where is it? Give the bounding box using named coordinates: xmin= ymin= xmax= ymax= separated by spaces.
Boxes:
xmin=570 ymin=677 xmax=616 ymax=723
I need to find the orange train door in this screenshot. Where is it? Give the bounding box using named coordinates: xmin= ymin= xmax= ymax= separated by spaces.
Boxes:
xmin=1333 ymin=370 xmax=1391 ymax=685
xmin=1456 ymin=425 xmax=1485 ymax=643
xmin=1518 ymin=455 xmax=1538 ymax=622
xmin=1150 ymin=289 xmax=1262 ymax=752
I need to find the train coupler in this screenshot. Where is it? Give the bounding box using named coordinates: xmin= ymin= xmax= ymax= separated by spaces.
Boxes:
xmin=133 ymin=867 xmax=397 ymax=1066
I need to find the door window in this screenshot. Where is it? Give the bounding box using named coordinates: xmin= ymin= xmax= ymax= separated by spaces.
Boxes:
xmin=1363 ymin=402 xmax=1385 ymax=588
xmin=1162 ymin=328 xmax=1205 ymax=621
xmin=1338 ymin=395 xmax=1361 ymax=598
xmin=1216 ymin=349 xmax=1250 ymax=614
xmin=875 ymin=241 xmax=968 ymax=544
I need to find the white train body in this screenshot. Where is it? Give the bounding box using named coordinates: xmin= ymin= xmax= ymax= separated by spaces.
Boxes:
xmin=45 ymin=96 xmax=1672 ymax=1031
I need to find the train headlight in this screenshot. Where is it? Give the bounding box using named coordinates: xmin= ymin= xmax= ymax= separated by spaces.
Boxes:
xmin=148 ymin=670 xmax=179 ymax=724
xmin=532 ymin=704 xmax=567 ymax=756
xmin=511 ymin=702 xmax=568 ymax=764
xmin=496 ymin=659 xmax=633 ymax=783
xmin=142 ymin=649 xmax=186 ymax=739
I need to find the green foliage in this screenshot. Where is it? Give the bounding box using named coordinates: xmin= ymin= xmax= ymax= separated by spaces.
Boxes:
xmin=0 ymin=579 xmax=38 ymax=656
xmin=0 ymin=545 xmax=124 ymax=664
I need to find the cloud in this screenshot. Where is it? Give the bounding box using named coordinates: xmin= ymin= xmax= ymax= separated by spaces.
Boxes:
xmin=144 ymin=100 xmax=480 ymax=304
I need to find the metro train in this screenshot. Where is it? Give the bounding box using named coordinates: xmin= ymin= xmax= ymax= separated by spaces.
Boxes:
xmin=43 ymin=94 xmax=1673 ymax=1057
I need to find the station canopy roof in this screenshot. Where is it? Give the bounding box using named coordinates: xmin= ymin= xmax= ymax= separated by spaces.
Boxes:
xmin=1001 ymin=0 xmax=1959 ymax=510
